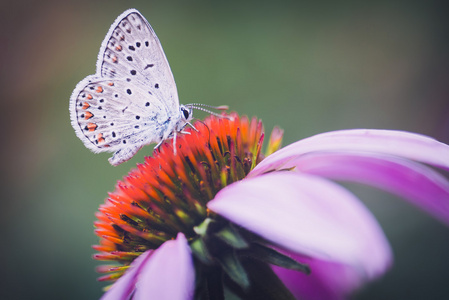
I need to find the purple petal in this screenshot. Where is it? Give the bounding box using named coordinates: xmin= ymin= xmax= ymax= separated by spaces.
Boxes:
xmin=133 ymin=233 xmax=195 ymax=300
xmin=250 ymin=129 xmax=449 ymax=177
xmin=101 ymin=250 xmax=153 ymax=300
xmin=208 ymin=172 xmax=392 ymax=279
xmin=294 ymin=152 xmax=449 ymax=225
xmin=272 ymin=251 xmax=366 ymax=300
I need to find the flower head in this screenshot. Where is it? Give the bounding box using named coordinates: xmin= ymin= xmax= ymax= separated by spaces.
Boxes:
xmin=93 ymin=113 xmax=449 ymax=300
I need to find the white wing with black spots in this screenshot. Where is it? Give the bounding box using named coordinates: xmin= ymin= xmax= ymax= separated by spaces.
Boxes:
xmin=70 ymin=75 xmax=172 ymax=152
xmin=69 ymin=9 xmax=192 ymax=166
xmin=97 ymin=9 xmax=179 ymax=115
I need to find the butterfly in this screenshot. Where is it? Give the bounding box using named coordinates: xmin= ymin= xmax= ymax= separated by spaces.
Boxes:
xmin=69 ymin=9 xmax=226 ymax=166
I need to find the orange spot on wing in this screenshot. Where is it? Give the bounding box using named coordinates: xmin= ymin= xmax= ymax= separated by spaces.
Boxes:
xmin=112 ymin=56 xmax=117 ymax=63
xmin=96 ymin=86 xmax=103 ymax=93
xmin=97 ymin=133 xmax=105 ymax=143
xmin=87 ymin=123 xmax=97 ymax=132
xmin=108 ymin=82 xmax=114 ymax=86
xmin=82 ymin=102 xmax=90 ymax=109
xmin=87 ymin=94 xmax=93 ymax=100
xmin=115 ymin=45 xmax=122 ymax=51
xmin=84 ymin=111 xmax=93 ymax=119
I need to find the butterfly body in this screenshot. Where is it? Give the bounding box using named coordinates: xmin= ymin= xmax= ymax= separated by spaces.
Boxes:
xmin=70 ymin=9 xmax=193 ymax=165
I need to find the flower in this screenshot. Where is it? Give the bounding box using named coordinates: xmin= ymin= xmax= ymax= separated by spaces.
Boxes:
xmin=93 ymin=113 xmax=449 ymax=300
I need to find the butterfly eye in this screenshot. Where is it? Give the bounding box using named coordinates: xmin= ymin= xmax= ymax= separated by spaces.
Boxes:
xmin=181 ymin=107 xmax=190 ymax=120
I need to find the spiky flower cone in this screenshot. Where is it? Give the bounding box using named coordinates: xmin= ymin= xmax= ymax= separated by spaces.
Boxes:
xmin=93 ymin=113 xmax=300 ymax=299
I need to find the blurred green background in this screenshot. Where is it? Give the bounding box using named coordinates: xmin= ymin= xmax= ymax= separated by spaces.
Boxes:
xmin=2 ymin=0 xmax=449 ymax=299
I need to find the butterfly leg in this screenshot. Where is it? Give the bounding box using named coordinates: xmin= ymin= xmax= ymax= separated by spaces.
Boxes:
xmin=172 ymin=131 xmax=177 ymax=155
xmin=186 ymin=121 xmax=199 ymax=132
xmin=154 ymin=139 xmax=164 ymax=150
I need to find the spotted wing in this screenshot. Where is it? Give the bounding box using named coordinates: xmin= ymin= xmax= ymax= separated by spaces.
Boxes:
xmin=96 ymin=9 xmax=179 ymax=115
xmin=70 ymin=76 xmax=171 ymax=158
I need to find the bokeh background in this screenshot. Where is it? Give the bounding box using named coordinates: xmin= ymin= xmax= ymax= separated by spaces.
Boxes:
xmin=2 ymin=0 xmax=449 ymax=299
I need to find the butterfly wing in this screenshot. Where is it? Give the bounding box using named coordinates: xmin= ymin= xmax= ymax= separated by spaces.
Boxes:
xmin=97 ymin=9 xmax=179 ymax=115
xmin=70 ymin=76 xmax=173 ymax=165
xmin=70 ymin=9 xmax=181 ymax=165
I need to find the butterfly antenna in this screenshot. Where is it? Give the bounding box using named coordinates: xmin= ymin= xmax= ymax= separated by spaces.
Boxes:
xmin=186 ymin=103 xmax=230 ymax=119
xmin=187 ymin=103 xmax=229 ymax=110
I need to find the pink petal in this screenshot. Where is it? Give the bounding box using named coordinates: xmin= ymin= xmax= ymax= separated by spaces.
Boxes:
xmin=294 ymin=152 xmax=449 ymax=225
xmin=133 ymin=233 xmax=195 ymax=300
xmin=272 ymin=251 xmax=366 ymax=300
xmin=208 ymin=172 xmax=392 ymax=279
xmin=101 ymin=250 xmax=153 ymax=300
xmin=250 ymin=129 xmax=449 ymax=177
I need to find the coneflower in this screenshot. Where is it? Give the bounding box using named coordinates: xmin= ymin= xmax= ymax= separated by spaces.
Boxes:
xmin=93 ymin=112 xmax=449 ymax=300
